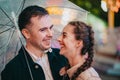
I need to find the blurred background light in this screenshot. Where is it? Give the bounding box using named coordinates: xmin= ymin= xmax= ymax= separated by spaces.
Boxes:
xmin=101 ymin=0 xmax=108 ymax=12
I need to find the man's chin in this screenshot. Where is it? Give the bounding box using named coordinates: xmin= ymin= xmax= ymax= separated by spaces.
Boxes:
xmin=43 ymin=45 xmax=52 ymax=53
xmin=44 ymin=45 xmax=51 ymax=50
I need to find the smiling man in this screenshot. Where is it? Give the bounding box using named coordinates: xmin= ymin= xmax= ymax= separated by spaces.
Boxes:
xmin=1 ymin=5 xmax=67 ymax=80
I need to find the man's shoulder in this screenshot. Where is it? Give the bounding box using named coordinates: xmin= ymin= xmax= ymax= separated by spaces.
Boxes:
xmin=3 ymin=53 xmax=23 ymax=70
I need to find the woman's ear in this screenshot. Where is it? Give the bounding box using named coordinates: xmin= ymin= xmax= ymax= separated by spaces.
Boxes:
xmin=21 ymin=29 xmax=30 ymax=39
xmin=84 ymin=52 xmax=88 ymax=59
xmin=76 ymin=40 xmax=83 ymax=48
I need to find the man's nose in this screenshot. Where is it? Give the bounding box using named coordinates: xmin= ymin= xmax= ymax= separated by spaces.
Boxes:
xmin=47 ymin=29 xmax=53 ymax=37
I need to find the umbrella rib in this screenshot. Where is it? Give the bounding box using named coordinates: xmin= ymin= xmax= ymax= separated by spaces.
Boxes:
xmin=0 ymin=20 xmax=13 ymax=28
xmin=0 ymin=29 xmax=14 ymax=56
xmin=21 ymin=0 xmax=25 ymax=11
xmin=0 ymin=26 xmax=15 ymax=34
xmin=16 ymin=0 xmax=25 ymax=15
xmin=0 ymin=6 xmax=14 ymax=24
xmin=8 ymin=28 xmax=20 ymax=54
xmin=14 ymin=40 xmax=20 ymax=55
xmin=0 ymin=24 xmax=13 ymax=27
xmin=22 ymin=46 xmax=34 ymax=80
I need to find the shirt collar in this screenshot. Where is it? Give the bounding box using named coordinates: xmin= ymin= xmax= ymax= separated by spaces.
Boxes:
xmin=25 ymin=47 xmax=52 ymax=62
xmin=67 ymin=63 xmax=82 ymax=78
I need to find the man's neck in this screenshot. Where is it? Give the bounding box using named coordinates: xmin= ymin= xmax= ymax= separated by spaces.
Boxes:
xmin=25 ymin=45 xmax=44 ymax=57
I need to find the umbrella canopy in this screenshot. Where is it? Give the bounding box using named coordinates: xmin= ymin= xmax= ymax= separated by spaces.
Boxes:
xmin=46 ymin=6 xmax=88 ymax=48
xmin=0 ymin=0 xmax=43 ymax=73
xmin=0 ymin=0 xmax=88 ymax=74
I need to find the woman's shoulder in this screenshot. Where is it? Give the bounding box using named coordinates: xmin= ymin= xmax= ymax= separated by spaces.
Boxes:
xmin=78 ymin=67 xmax=101 ymax=80
xmin=87 ymin=67 xmax=100 ymax=77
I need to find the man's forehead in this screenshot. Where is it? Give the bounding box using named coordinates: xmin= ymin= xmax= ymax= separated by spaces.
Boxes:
xmin=39 ymin=15 xmax=53 ymax=27
xmin=30 ymin=15 xmax=53 ymax=28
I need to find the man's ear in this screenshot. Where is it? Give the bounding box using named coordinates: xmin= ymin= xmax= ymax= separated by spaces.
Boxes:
xmin=21 ymin=29 xmax=30 ymax=39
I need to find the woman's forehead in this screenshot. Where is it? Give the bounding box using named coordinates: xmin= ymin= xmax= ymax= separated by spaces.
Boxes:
xmin=63 ymin=24 xmax=74 ymax=32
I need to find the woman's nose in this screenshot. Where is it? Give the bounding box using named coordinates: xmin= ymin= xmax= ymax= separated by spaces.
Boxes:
xmin=57 ymin=35 xmax=62 ymax=42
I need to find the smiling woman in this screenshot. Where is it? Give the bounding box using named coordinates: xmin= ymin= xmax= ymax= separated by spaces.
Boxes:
xmin=57 ymin=21 xmax=101 ymax=80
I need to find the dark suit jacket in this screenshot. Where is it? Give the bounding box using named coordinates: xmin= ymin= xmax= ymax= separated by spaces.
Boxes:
xmin=1 ymin=47 xmax=67 ymax=80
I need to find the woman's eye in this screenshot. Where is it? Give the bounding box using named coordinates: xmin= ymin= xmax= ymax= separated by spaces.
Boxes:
xmin=62 ymin=32 xmax=67 ymax=38
xmin=62 ymin=34 xmax=66 ymax=38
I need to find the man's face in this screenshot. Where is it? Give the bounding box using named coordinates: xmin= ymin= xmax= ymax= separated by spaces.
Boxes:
xmin=23 ymin=15 xmax=53 ymax=51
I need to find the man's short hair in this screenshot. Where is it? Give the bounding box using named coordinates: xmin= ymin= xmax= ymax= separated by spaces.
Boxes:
xmin=18 ymin=5 xmax=48 ymax=31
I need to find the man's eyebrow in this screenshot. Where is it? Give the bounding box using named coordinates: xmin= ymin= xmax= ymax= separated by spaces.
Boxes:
xmin=39 ymin=25 xmax=54 ymax=31
xmin=39 ymin=27 xmax=47 ymax=31
xmin=50 ymin=25 xmax=53 ymax=29
xmin=41 ymin=27 xmax=47 ymax=29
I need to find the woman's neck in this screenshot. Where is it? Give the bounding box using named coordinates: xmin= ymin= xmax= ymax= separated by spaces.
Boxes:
xmin=69 ymin=54 xmax=86 ymax=67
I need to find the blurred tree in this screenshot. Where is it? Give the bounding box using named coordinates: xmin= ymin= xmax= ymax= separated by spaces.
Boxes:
xmin=69 ymin=0 xmax=120 ymax=27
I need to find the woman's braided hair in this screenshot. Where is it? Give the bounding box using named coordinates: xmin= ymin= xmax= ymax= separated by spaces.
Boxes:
xmin=68 ymin=21 xmax=94 ymax=80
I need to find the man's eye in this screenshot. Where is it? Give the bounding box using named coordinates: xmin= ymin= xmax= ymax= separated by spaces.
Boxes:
xmin=39 ymin=28 xmax=47 ymax=31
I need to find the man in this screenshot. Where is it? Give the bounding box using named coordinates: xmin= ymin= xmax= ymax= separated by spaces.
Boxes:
xmin=1 ymin=5 xmax=67 ymax=80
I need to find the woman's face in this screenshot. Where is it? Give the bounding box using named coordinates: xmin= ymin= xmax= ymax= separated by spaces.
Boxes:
xmin=57 ymin=24 xmax=81 ymax=58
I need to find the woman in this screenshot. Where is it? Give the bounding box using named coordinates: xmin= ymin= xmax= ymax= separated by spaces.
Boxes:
xmin=57 ymin=21 xmax=101 ymax=80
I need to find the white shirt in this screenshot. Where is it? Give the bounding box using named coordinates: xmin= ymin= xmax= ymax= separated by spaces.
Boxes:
xmin=26 ymin=48 xmax=53 ymax=80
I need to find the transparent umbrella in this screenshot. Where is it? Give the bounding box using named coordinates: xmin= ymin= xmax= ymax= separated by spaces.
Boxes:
xmin=46 ymin=6 xmax=88 ymax=48
xmin=0 ymin=0 xmax=88 ymax=74
xmin=0 ymin=0 xmax=46 ymax=73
